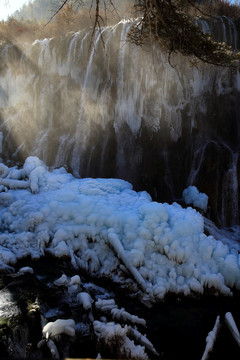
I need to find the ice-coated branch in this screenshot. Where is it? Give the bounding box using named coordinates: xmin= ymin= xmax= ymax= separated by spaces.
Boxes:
xmin=107 ymin=232 xmax=148 ymax=293
xmin=93 ymin=320 xmax=149 ymax=360
xmin=95 ymin=298 xmax=118 ymax=312
xmin=46 ymin=340 xmax=60 ymax=360
xmin=0 ymin=163 xmax=9 ymax=178
xmin=111 ymin=307 xmax=146 ymax=327
xmin=201 ymin=315 xmax=220 ymax=360
xmin=93 ymin=320 xmax=129 ymax=340
xmin=0 ymin=161 xmax=30 ymax=190
xmin=37 ymin=339 xmax=60 ymax=360
xmin=129 ymin=327 xmax=159 ymax=356
xmin=225 ymin=312 xmax=240 ymax=347
xmin=0 ymin=177 xmax=30 ymax=189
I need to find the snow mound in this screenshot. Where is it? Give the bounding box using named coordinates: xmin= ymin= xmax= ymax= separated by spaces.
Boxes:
xmin=183 ymin=185 xmax=208 ymax=212
xmin=0 ymin=156 xmax=240 ymax=302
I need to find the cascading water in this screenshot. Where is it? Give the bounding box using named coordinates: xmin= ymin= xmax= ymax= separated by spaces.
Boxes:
xmin=0 ymin=18 xmax=240 ymax=227
xmin=197 ymin=15 xmax=239 ymax=49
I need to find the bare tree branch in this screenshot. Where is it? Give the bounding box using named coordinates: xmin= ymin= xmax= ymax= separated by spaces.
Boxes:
xmin=43 ymin=0 xmax=69 ymax=29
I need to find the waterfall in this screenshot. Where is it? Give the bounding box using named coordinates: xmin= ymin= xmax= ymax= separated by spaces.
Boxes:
xmin=221 ymin=152 xmax=239 ymax=226
xmin=188 ymin=141 xmax=239 ymax=226
xmin=0 ymin=19 xmax=239 ymax=226
xmin=197 ymin=16 xmax=239 ymax=49
xmin=71 ymin=29 xmax=104 ymax=177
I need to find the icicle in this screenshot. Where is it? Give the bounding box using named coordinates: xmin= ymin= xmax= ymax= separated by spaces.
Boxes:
xmin=225 ymin=312 xmax=240 ymax=347
xmin=67 ymin=240 xmax=78 ymax=269
xmin=201 ymin=315 xmax=220 ymax=360
xmin=107 ymin=231 xmax=149 ymax=294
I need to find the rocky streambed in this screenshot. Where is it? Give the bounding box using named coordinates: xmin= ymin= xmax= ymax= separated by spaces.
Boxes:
xmin=0 ymin=255 xmax=240 ymax=360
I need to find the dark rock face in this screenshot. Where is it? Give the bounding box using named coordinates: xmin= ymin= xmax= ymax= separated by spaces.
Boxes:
xmin=0 ymin=20 xmax=240 ymax=227
xmin=0 ymin=274 xmax=43 ymax=359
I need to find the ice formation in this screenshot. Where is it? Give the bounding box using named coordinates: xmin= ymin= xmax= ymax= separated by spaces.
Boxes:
xmin=93 ymin=321 xmax=149 ymax=360
xmin=95 ymin=299 xmax=118 ymax=312
xmin=183 ymin=185 xmax=208 ymax=212
xmin=54 ymin=274 xmax=69 ymax=287
xmin=77 ymin=292 xmax=94 ymax=310
xmin=42 ymin=319 xmax=76 ymax=340
xmin=44 ymin=275 xmax=157 ymax=360
xmin=225 ymin=312 xmax=240 ymax=347
xmin=0 ymin=132 xmax=3 ymax=154
xmin=18 ymin=266 xmax=34 ymax=275
xmin=111 ymin=308 xmax=146 ymax=327
xmin=95 ymin=298 xmax=146 ymax=326
xmin=0 ymin=156 xmax=240 ymax=302
xmin=201 ymin=316 xmax=220 ymax=360
xmin=38 ymin=338 xmax=60 ymax=360
xmin=69 ymin=275 xmax=81 ymax=286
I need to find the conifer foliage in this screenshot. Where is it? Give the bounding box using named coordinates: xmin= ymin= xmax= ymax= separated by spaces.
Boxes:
xmin=129 ymin=0 xmax=240 ymax=66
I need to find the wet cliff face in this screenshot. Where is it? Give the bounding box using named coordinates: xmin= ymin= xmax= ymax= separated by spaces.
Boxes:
xmin=0 ymin=19 xmax=239 ymax=227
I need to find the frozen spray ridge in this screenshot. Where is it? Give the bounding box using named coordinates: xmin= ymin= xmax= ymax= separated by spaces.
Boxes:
xmin=0 ymin=156 xmax=240 ymax=302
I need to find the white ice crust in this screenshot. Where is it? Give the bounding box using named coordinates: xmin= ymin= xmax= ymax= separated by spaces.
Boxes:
xmin=0 ymin=156 xmax=240 ymax=301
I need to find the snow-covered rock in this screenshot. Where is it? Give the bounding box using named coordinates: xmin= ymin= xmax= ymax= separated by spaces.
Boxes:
xmin=42 ymin=319 xmax=75 ymax=340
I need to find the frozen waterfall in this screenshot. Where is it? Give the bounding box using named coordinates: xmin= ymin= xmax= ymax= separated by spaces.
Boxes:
xmin=0 ymin=18 xmax=240 ymax=226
